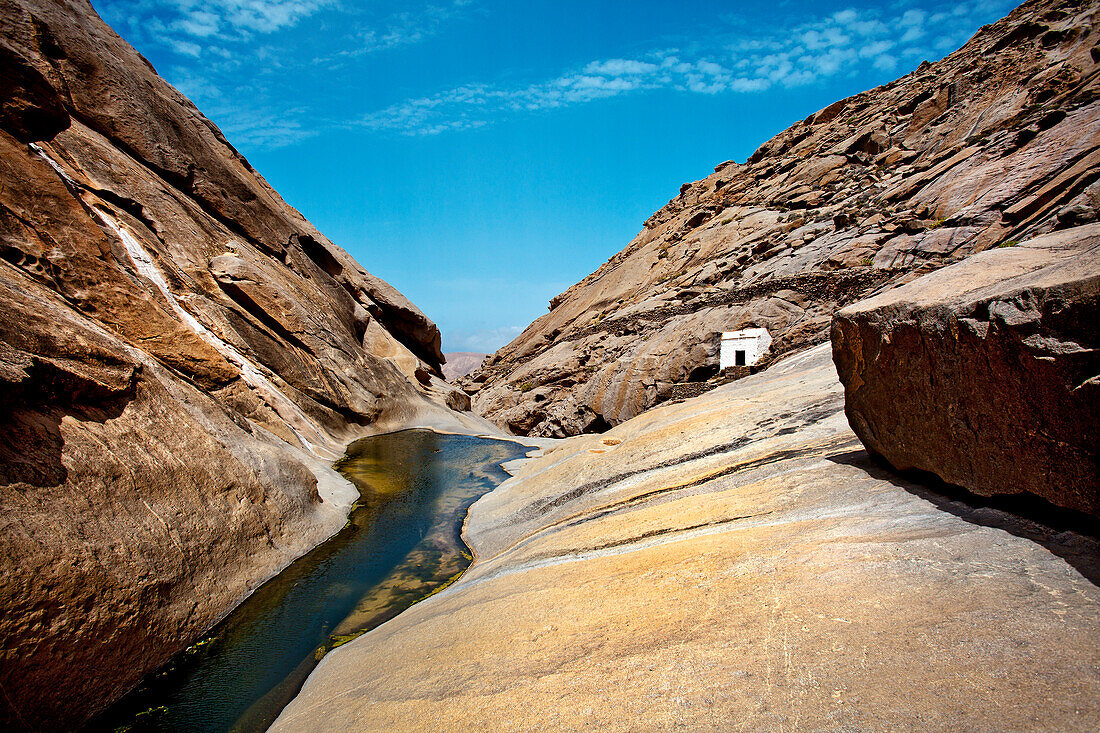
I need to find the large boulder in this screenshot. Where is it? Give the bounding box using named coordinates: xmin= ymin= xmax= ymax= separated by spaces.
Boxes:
xmin=831 ymin=223 xmax=1100 ymax=515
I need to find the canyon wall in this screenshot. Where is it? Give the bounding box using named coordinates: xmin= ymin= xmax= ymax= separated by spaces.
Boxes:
xmin=0 ymin=0 xmax=475 ymax=729
xmin=274 ymin=1 xmax=1100 ymax=727
xmin=464 ymin=0 xmax=1100 ymax=437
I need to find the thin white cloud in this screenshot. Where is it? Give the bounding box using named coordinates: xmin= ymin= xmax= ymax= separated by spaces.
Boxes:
xmin=289 ymin=1 xmax=479 ymax=66
xmin=212 ymin=104 xmax=319 ymax=147
xmin=166 ymin=38 xmax=202 ymax=57
xmin=94 ymin=0 xmax=478 ymax=150
xmin=95 ymin=0 xmax=471 ymax=58
xmin=860 ymin=41 xmax=895 ymax=59
xmin=873 ymin=54 xmax=899 ymax=72
xmin=95 ymin=0 xmax=332 ymax=45
xmin=585 ymin=59 xmax=659 ymax=76
xmin=92 ymin=0 xmax=1015 ymax=148
xmin=168 ymin=66 xmax=223 ymax=102
xmin=172 ymin=9 xmax=221 ymax=38
xmin=171 ymin=0 xmax=331 ymax=37
xmin=358 ymin=0 xmax=1015 ymax=137
xmin=165 ymin=66 xmax=318 ymax=147
xmin=360 ymin=52 xmax=737 ymax=134
xmin=899 ymin=9 xmax=928 ymax=43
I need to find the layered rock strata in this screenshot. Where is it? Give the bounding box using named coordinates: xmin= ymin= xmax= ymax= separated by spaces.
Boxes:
xmin=832 ymin=224 xmax=1099 ymax=516
xmin=464 ymin=0 xmax=1100 ymax=437
xmin=0 ymin=0 xmax=478 ymax=729
xmin=276 ymin=344 xmax=1100 ymax=731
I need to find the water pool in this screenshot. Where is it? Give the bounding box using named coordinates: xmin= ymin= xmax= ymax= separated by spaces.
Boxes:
xmin=87 ymin=430 xmax=526 ymax=733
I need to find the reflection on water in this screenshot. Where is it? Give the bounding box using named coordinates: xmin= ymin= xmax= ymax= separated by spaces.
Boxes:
xmin=87 ymin=430 xmax=525 ymax=733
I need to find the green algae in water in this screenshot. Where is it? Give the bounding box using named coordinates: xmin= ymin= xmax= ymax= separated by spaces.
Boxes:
xmin=86 ymin=430 xmax=526 ymax=733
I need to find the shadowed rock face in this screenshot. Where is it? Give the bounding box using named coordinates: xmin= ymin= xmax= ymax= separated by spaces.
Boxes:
xmin=832 ymin=224 xmax=1100 ymax=516
xmin=0 ymin=0 xmax=475 ymax=729
xmin=274 ymin=344 xmax=1100 ymax=732
xmin=464 ymin=0 xmax=1100 ymax=437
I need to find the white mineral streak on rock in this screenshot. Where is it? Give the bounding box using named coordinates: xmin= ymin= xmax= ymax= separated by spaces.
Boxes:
xmin=92 ymin=205 xmax=335 ymax=458
xmin=29 ymin=142 xmax=78 ymax=186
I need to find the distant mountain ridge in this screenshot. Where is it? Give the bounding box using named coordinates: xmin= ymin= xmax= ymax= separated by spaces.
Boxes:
xmin=462 ymin=0 xmax=1100 ymax=437
xmin=443 ymin=352 xmax=488 ymax=381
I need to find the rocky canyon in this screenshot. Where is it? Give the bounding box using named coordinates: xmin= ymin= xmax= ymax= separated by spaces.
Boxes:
xmin=462 ymin=0 xmax=1100 ymax=440
xmin=1 ymin=0 xmax=1098 ymax=730
xmin=0 ymin=0 xmax=482 ymax=728
xmin=289 ymin=0 xmax=1097 ymax=728
xmin=279 ymin=341 xmax=1100 ymax=731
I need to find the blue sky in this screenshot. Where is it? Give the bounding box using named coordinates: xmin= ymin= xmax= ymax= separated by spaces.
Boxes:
xmin=92 ymin=0 xmax=1017 ymax=353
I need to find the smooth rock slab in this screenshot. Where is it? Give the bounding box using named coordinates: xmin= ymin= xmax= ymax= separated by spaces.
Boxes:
xmin=274 ymin=345 xmax=1100 ymax=732
xmin=832 ymin=223 xmax=1100 ymax=516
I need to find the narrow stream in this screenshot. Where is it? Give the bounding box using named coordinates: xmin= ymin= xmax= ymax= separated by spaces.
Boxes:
xmin=87 ymin=429 xmax=526 ymax=733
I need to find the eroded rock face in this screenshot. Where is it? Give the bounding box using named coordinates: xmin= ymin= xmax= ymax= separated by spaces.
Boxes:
xmin=275 ymin=345 xmax=1100 ymax=731
xmin=832 ymin=224 xmax=1100 ymax=516
xmin=465 ymin=0 xmax=1100 ymax=437
xmin=0 ymin=0 xmax=473 ymax=729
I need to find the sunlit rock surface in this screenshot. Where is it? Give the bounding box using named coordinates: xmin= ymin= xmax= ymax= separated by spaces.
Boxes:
xmin=465 ymin=0 xmax=1100 ymax=437
xmin=276 ymin=344 xmax=1100 ymax=731
xmin=0 ymin=0 xmax=486 ymax=729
